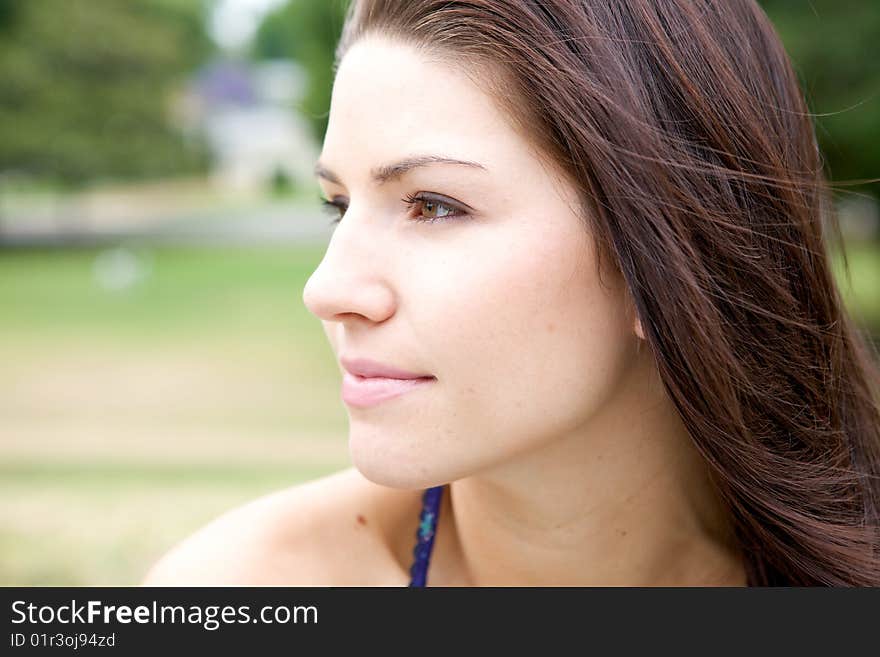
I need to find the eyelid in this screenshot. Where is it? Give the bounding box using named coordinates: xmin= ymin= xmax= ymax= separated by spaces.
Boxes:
xmin=407 ymin=191 xmax=465 ymax=209
xmin=319 ymin=190 xmax=472 ymax=225
xmin=402 ymin=191 xmax=469 ymax=220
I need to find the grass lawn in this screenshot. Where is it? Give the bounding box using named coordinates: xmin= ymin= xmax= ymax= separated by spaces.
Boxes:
xmin=0 ymin=244 xmax=351 ymax=585
xmin=0 ymin=239 xmax=877 ymax=585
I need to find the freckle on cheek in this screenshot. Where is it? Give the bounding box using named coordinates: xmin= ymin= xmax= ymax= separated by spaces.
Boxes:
xmin=546 ymin=322 xmax=556 ymax=332
xmin=356 ymin=514 xmax=367 ymax=526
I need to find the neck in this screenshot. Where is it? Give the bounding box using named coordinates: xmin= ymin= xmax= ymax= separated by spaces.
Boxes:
xmin=429 ymin=361 xmax=746 ymax=586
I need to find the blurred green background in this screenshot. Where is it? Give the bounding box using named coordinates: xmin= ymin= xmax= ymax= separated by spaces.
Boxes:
xmin=0 ymin=0 xmax=877 ymax=585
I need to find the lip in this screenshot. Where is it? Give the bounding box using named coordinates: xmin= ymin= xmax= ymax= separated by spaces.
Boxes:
xmin=340 ymin=356 xmax=433 ymax=380
xmin=338 ymin=356 xmax=436 ymax=408
xmin=341 ymin=371 xmax=436 ymax=408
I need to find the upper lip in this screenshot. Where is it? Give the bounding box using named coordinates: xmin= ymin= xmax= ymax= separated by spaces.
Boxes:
xmin=340 ymin=356 xmax=434 ymax=380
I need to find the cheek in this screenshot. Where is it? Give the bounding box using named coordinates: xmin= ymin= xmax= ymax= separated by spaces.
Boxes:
xmin=413 ymin=222 xmax=634 ymax=455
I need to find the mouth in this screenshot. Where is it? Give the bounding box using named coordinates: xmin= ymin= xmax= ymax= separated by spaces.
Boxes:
xmin=341 ymin=372 xmax=436 ymax=408
xmin=339 ymin=355 xmax=434 ymax=380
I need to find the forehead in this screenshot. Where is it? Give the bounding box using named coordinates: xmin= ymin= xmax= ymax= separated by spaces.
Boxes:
xmin=322 ymin=36 xmax=523 ymax=174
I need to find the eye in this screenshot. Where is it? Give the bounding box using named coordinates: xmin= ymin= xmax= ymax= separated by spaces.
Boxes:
xmin=319 ymin=192 xmax=469 ymax=227
xmin=320 ymin=196 xmax=347 ymax=225
xmin=402 ymin=192 xmax=467 ymax=224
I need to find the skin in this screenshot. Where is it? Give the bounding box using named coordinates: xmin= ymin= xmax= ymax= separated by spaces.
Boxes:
xmin=301 ymin=35 xmax=746 ymax=586
xmin=143 ymin=35 xmax=747 ymax=587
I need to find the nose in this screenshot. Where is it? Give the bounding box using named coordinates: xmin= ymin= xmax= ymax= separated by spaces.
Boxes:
xmin=302 ymin=212 xmax=396 ymax=325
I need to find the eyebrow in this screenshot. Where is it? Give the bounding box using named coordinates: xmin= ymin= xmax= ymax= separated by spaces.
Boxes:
xmin=313 ymin=154 xmax=488 ymax=186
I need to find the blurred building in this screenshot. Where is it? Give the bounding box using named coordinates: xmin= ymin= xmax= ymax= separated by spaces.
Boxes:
xmin=172 ymin=58 xmax=319 ymax=193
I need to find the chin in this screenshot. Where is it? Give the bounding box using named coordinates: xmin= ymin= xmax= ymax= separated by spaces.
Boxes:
xmin=348 ymin=432 xmax=451 ymax=490
xmin=350 ymin=448 xmax=431 ymax=490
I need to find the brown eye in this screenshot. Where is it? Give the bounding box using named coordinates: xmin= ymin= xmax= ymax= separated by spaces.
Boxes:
xmin=402 ymin=193 xmax=467 ymax=224
xmin=421 ymin=199 xmax=457 ymax=219
xmin=321 ymin=193 xmax=468 ymax=228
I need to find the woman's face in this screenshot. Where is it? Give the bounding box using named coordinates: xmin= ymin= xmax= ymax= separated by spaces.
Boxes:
xmin=303 ymin=36 xmax=643 ymax=489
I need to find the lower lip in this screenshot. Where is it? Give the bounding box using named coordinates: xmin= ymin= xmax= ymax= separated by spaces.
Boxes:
xmin=341 ymin=372 xmax=435 ymax=408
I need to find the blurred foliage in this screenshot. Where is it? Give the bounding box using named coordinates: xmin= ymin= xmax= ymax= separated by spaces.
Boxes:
xmin=251 ymin=0 xmax=349 ymax=144
xmin=0 ymin=0 xmax=215 ymax=187
xmin=2 ymin=0 xmax=873 ymax=193
xmin=268 ymin=166 xmax=298 ymax=197
xmin=0 ymin=0 xmax=15 ymax=34
xmin=759 ymin=1 xmax=880 ymax=197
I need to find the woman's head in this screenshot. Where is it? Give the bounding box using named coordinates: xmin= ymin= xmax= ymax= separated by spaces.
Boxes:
xmin=306 ymin=33 xmax=654 ymax=488
xmin=304 ymin=0 xmax=880 ymax=585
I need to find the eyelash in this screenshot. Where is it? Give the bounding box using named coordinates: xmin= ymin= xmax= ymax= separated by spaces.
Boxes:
xmin=319 ymin=192 xmax=467 ymax=226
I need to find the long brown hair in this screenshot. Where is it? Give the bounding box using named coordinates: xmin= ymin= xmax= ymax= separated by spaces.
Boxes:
xmin=334 ymin=0 xmax=880 ymax=585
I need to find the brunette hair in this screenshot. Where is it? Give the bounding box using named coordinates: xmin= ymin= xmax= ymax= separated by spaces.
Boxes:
xmin=334 ymin=0 xmax=880 ymax=585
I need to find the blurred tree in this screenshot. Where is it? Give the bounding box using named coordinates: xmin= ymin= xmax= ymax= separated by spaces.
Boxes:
xmin=759 ymin=0 xmax=880 ymax=197
xmin=0 ymin=0 xmax=17 ymax=34
xmin=0 ymin=0 xmax=215 ymax=187
xmin=251 ymin=0 xmax=349 ymax=144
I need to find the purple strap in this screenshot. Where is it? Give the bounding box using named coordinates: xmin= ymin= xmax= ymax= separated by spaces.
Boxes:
xmin=408 ymin=485 xmax=444 ymax=587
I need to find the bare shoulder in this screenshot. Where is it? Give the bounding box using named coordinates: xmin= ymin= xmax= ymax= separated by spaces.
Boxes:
xmin=141 ymin=467 xmax=422 ymax=586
